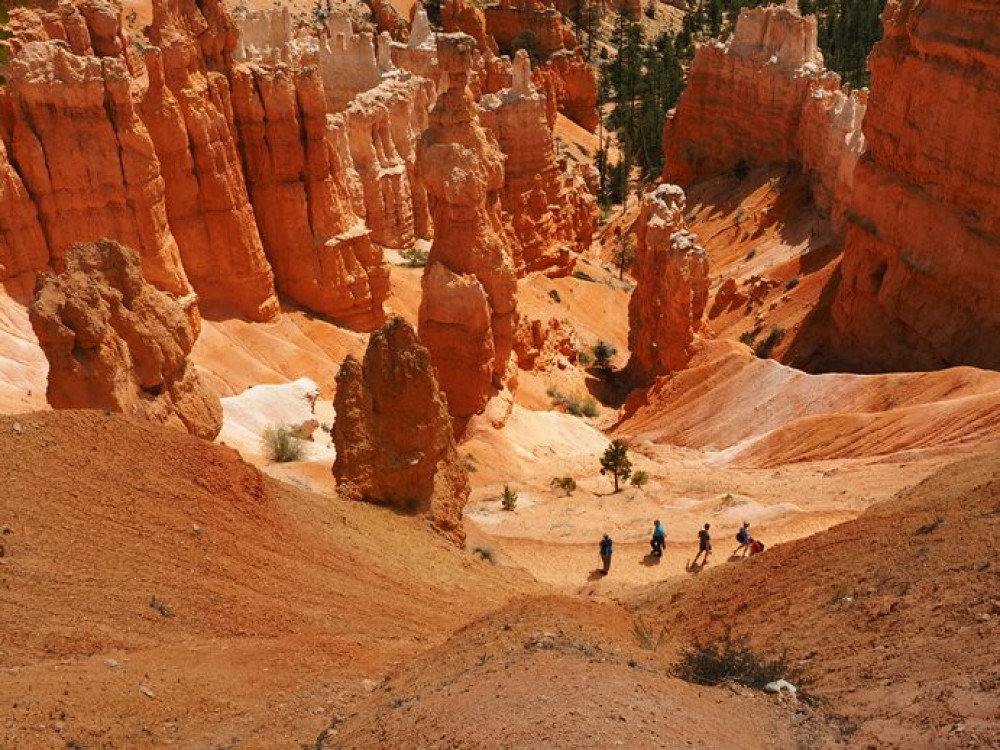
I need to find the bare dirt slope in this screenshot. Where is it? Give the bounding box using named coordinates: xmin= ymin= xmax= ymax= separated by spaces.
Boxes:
xmin=631 ymin=452 xmax=1000 ymax=748
xmin=332 ymin=596 xmax=832 ymax=748
xmin=0 ymin=410 xmax=540 ymax=749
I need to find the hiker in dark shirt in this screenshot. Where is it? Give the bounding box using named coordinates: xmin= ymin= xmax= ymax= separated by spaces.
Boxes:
xmin=599 ymin=534 xmax=613 ymax=575
xmin=734 ymin=522 xmax=752 ymax=557
xmin=693 ymin=523 xmax=712 ymax=565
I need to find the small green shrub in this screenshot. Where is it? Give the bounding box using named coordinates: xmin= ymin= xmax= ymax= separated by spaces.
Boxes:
xmin=548 ymin=388 xmax=598 ymax=418
xmin=593 ymin=340 xmax=617 ymax=370
xmin=754 ymin=325 xmax=785 ymax=359
xmin=577 ymin=351 xmax=593 ymax=366
xmin=472 ymin=546 xmax=496 ymax=563
xmin=548 ymin=288 xmax=562 ymax=303
xmin=738 ymin=330 xmax=757 ymax=346
xmin=644 ymin=1 xmax=655 ymax=18
xmin=785 ymin=277 xmax=800 ymax=291
xmin=500 ymin=484 xmax=518 ymax=511
xmin=400 ymin=248 xmax=429 ymax=267
xmin=630 ymin=470 xmax=649 ymax=488
xmin=262 ymin=426 xmax=306 ymax=462
xmin=550 ymin=476 xmax=577 ymax=496
xmin=673 ymin=628 xmax=807 ymax=691
xmin=573 ymin=270 xmax=597 ymax=282
xmin=149 ymin=595 xmax=172 ymax=618
xmin=746 ymin=248 xmax=757 ymax=260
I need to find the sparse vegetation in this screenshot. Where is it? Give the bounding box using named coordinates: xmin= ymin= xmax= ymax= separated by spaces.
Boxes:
xmin=630 ymin=470 xmax=650 ymax=488
xmin=754 ymin=325 xmax=786 ymax=359
xmin=472 ymin=546 xmax=496 ymax=563
xmin=732 ymin=159 xmax=751 ymax=182
xmin=550 ymin=476 xmax=578 ymax=496
xmin=547 ymin=386 xmax=599 ymax=418
xmin=577 ymin=350 xmax=593 ymax=366
xmin=738 ymin=330 xmax=758 ymax=347
xmin=572 ymin=270 xmax=597 ymax=282
xmin=745 ymin=248 xmax=757 ymax=260
xmin=400 ymin=248 xmax=429 ymax=267
xmin=500 ymin=484 xmax=518 ymax=511
xmin=548 ymin=288 xmax=562 ymax=303
xmin=716 ymin=492 xmax=740 ymax=510
xmin=673 ymin=628 xmax=808 ymax=692
xmin=149 ymin=595 xmax=172 ymax=618
xmin=262 ymin=425 xmax=306 ymax=463
xmin=785 ymin=277 xmax=800 ymax=291
xmin=600 ymin=439 xmax=632 ymax=492
xmin=592 ymin=340 xmax=617 ymax=371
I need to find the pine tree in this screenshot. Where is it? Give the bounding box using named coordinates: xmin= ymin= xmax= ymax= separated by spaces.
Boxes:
xmin=600 ymin=440 xmax=632 ymax=493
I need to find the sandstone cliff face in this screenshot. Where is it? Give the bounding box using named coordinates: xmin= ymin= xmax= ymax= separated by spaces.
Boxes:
xmin=479 ymin=50 xmax=596 ymax=275
xmin=143 ymin=0 xmax=279 ymax=321
xmin=442 ymin=0 xmax=498 ymax=55
xmin=5 ymin=41 xmax=192 ymax=300
xmin=29 ymin=239 xmax=222 ymax=439
xmin=229 ymin=63 xmax=389 ymax=330
xmin=626 ymin=185 xmax=709 ymax=386
xmin=485 ymin=0 xmax=576 ymax=59
xmin=663 ymin=5 xmax=865 ymax=235
xmin=0 ymin=138 xmax=48 ymax=286
xmin=333 ymin=316 xmax=470 ymax=545
xmin=533 ymin=49 xmax=599 ymax=132
xmin=417 ymin=33 xmax=518 ymax=428
xmin=831 ymin=0 xmax=1000 ymax=371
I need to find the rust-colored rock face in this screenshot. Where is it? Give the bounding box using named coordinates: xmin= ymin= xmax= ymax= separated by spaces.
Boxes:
xmin=831 ymin=0 xmax=1000 ymax=371
xmin=533 ymin=49 xmax=599 ymax=132
xmin=333 ymin=316 xmax=470 ymax=545
xmin=0 ymin=138 xmax=48 ymax=287
xmin=663 ymin=5 xmax=865 ymax=234
xmin=29 ymin=239 xmax=222 ymax=439
xmin=484 ymin=0 xmax=576 ymax=59
xmin=442 ymin=0 xmax=498 ymax=55
xmin=229 ymin=63 xmax=389 ymax=330
xmin=142 ymin=0 xmax=279 ymax=321
xmin=417 ymin=33 xmax=518 ymax=428
xmin=5 ymin=41 xmax=192 ymax=299
xmin=626 ymin=185 xmax=709 ymax=386
xmin=479 ymin=50 xmax=597 ymax=275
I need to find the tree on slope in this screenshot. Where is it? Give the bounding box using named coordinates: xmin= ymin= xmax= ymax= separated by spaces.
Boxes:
xmin=600 ymin=439 xmax=632 ymax=492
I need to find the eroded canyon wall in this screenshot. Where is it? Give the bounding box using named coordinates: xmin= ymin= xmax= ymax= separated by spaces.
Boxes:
xmin=830 ymin=0 xmax=1000 ymax=371
xmin=663 ymin=5 xmax=865 ymax=235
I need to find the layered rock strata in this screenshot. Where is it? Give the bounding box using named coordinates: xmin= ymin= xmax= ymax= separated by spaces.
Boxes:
xmin=626 ymin=185 xmax=709 ymax=386
xmin=484 ymin=0 xmax=576 ymax=58
xmin=333 ymin=316 xmax=470 ymax=545
xmin=29 ymin=239 xmax=222 ymax=439
xmin=663 ymin=5 xmax=865 ymax=235
xmin=533 ymin=49 xmax=599 ymax=132
xmin=479 ymin=50 xmax=596 ymax=275
xmin=417 ymin=33 xmax=518 ymax=427
xmin=831 ymin=0 xmax=1000 ymax=371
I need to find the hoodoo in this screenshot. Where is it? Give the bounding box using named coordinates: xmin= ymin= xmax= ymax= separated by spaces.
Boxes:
xmin=333 ymin=316 xmax=470 ymax=545
xmin=29 ymin=239 xmax=222 ymax=440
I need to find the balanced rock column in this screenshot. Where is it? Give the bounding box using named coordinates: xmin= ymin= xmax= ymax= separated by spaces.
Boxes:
xmin=416 ymin=33 xmax=518 ymax=428
xmin=333 ymin=316 xmax=470 ymax=545
xmin=29 ymin=239 xmax=223 ymax=440
xmin=626 ymin=185 xmax=709 ymax=386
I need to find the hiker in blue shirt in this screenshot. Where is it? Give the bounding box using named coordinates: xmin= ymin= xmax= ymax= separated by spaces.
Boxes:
xmin=650 ymin=520 xmax=666 ymax=557
xmin=734 ymin=521 xmax=752 ymax=557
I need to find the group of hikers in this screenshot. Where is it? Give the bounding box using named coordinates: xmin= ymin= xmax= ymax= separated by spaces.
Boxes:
xmin=597 ymin=520 xmax=764 ymax=576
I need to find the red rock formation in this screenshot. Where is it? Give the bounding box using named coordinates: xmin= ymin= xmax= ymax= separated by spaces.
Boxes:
xmin=0 ymin=138 xmax=48 ymax=287
xmin=533 ymin=48 xmax=599 ymax=132
xmin=626 ymin=184 xmax=709 ymax=385
xmin=513 ymin=315 xmax=579 ymax=369
xmin=442 ymin=0 xmax=498 ymax=55
xmin=333 ymin=316 xmax=470 ymax=545
xmin=229 ymin=63 xmax=389 ymax=329
xmin=142 ymin=0 xmax=279 ymax=321
xmin=831 ymin=0 xmax=1000 ymax=371
xmin=417 ymin=33 xmax=518 ymax=428
xmin=5 ymin=41 xmax=192 ymax=299
xmin=663 ymin=5 xmax=864 ymax=234
xmin=479 ymin=50 xmax=597 ymax=275
xmin=484 ymin=0 xmax=577 ymax=59
xmin=368 ymin=0 xmax=410 ymax=42
xmin=29 ymin=239 xmax=222 ymax=439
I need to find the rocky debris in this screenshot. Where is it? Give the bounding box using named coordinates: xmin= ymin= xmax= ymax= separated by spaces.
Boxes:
xmin=663 ymin=5 xmax=865 ymax=235
xmin=29 ymin=239 xmax=222 ymax=440
xmin=417 ymin=33 xmax=518 ymax=429
xmin=626 ymin=185 xmax=709 ymax=385
xmin=479 ymin=50 xmax=597 ymax=276
xmin=533 ymin=48 xmax=599 ymax=132
xmin=513 ymin=316 xmax=579 ymax=370
xmin=831 ymin=0 xmax=1000 ymax=371
xmin=333 ymin=316 xmax=470 ymax=545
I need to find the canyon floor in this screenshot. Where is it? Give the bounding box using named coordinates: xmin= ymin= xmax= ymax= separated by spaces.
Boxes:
xmin=2 ymin=173 xmax=999 ymax=748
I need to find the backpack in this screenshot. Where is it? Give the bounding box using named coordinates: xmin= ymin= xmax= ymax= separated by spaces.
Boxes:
xmin=736 ymin=528 xmax=749 ymax=544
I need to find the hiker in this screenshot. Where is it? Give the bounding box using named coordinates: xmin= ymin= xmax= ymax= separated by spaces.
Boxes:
xmin=599 ymin=533 xmax=613 ymax=575
xmin=734 ymin=522 xmax=752 ymax=557
xmin=693 ymin=523 xmax=712 ymax=565
xmin=650 ymin=520 xmax=666 ymax=557
xmin=749 ymin=539 xmax=765 ymax=556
